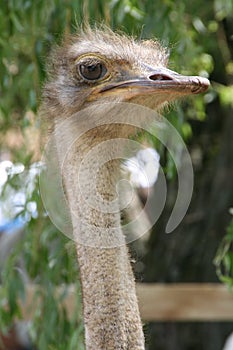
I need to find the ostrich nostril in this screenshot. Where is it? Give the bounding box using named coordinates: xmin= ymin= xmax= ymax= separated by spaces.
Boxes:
xmin=149 ymin=73 xmax=173 ymax=81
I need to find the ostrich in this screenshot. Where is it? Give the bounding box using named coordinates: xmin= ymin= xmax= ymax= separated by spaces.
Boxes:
xmin=41 ymin=27 xmax=209 ymax=349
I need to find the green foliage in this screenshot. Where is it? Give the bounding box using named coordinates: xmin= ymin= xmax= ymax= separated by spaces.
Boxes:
xmin=217 ymin=85 xmax=233 ymax=108
xmin=0 ymin=162 xmax=84 ymax=348
xmin=214 ymin=211 xmax=233 ymax=289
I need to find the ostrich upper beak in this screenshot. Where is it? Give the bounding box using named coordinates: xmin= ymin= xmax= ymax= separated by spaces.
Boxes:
xmin=98 ymin=67 xmax=210 ymax=100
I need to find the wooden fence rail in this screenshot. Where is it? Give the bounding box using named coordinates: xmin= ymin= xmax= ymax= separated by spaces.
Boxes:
xmin=15 ymin=283 xmax=233 ymax=322
xmin=136 ymin=283 xmax=233 ymax=321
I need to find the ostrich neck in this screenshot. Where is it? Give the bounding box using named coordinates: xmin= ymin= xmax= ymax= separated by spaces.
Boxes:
xmin=59 ymin=131 xmax=145 ymax=350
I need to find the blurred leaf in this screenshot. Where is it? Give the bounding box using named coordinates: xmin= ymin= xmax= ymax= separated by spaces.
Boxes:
xmin=217 ymin=85 xmax=233 ymax=108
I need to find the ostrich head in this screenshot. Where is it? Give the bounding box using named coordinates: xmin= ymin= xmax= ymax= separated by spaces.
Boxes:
xmin=43 ymin=27 xmax=209 ymax=120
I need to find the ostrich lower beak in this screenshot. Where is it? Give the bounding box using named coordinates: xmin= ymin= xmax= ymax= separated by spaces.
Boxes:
xmin=99 ymin=67 xmax=210 ymax=99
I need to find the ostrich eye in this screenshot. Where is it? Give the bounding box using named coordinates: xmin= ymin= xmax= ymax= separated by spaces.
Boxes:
xmin=79 ymin=62 xmax=107 ymax=81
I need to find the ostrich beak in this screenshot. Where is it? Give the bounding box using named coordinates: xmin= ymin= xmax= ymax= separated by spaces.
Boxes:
xmin=99 ymin=67 xmax=210 ymax=101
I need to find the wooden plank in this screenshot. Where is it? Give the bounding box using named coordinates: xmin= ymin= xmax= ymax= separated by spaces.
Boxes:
xmin=136 ymin=283 xmax=233 ymax=321
xmin=14 ymin=283 xmax=233 ymax=321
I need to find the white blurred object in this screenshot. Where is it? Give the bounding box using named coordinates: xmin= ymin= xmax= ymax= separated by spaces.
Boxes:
xmin=15 ymin=321 xmax=33 ymax=349
xmin=125 ymin=148 xmax=160 ymax=188
xmin=0 ymin=160 xmax=13 ymax=187
xmin=0 ymin=321 xmax=34 ymax=350
xmin=0 ymin=160 xmax=40 ymax=224
xmin=223 ymin=333 xmax=233 ymax=350
xmin=121 ymin=148 xmax=160 ymax=247
xmin=0 ymin=160 xmax=40 ymax=275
